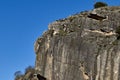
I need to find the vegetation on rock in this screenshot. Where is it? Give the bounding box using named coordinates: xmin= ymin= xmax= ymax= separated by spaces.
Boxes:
xmin=94 ymin=2 xmax=108 ymax=8
xmin=14 ymin=66 xmax=35 ymax=80
xmin=14 ymin=71 xmax=23 ymax=80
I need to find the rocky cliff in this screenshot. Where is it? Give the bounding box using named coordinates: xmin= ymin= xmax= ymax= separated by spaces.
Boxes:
xmin=34 ymin=6 xmax=120 ymax=80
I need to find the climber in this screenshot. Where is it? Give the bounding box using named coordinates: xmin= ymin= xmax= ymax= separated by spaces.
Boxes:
xmin=34 ymin=74 xmax=46 ymax=80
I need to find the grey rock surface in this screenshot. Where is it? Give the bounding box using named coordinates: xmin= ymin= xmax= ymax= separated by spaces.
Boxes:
xmin=34 ymin=6 xmax=120 ymax=80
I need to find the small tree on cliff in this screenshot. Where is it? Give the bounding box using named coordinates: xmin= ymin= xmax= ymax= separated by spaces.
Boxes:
xmin=25 ymin=66 xmax=35 ymax=74
xmin=94 ymin=2 xmax=108 ymax=8
xmin=14 ymin=71 xmax=23 ymax=80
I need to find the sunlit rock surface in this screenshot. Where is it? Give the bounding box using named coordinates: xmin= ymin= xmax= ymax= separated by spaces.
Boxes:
xmin=34 ymin=6 xmax=120 ymax=80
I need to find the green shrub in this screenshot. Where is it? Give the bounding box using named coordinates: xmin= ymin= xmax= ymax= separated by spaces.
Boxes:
xmin=14 ymin=66 xmax=35 ymax=80
xmin=14 ymin=71 xmax=23 ymax=80
xmin=25 ymin=66 xmax=34 ymax=74
xmin=94 ymin=2 xmax=108 ymax=8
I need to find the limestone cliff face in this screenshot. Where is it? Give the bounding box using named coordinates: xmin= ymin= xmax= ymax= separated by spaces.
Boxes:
xmin=34 ymin=6 xmax=120 ymax=80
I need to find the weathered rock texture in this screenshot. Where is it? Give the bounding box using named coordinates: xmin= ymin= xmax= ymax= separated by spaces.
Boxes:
xmin=34 ymin=6 xmax=120 ymax=80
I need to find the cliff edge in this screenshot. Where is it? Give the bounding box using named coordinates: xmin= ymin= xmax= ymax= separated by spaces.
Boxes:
xmin=34 ymin=6 xmax=120 ymax=80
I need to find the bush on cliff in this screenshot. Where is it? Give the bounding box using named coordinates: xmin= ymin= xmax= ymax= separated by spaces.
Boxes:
xmin=94 ymin=2 xmax=108 ymax=8
xmin=14 ymin=66 xmax=35 ymax=80
xmin=14 ymin=71 xmax=23 ymax=80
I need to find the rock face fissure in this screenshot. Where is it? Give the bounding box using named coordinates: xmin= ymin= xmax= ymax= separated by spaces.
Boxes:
xmin=34 ymin=6 xmax=120 ymax=80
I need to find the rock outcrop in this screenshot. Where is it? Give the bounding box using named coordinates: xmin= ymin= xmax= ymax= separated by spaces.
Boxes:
xmin=34 ymin=6 xmax=120 ymax=80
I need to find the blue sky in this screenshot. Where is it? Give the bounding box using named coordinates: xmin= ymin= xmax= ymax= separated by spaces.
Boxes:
xmin=0 ymin=0 xmax=119 ymax=80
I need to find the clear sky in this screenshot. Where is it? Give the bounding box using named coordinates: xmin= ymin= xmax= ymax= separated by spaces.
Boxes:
xmin=0 ymin=0 xmax=119 ymax=80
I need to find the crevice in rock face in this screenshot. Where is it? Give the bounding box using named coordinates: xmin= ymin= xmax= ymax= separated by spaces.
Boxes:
xmin=84 ymin=29 xmax=116 ymax=36
xmin=88 ymin=13 xmax=107 ymax=21
xmin=34 ymin=74 xmax=46 ymax=80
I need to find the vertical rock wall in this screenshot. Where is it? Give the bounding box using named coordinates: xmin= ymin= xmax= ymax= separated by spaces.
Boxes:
xmin=34 ymin=7 xmax=120 ymax=80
